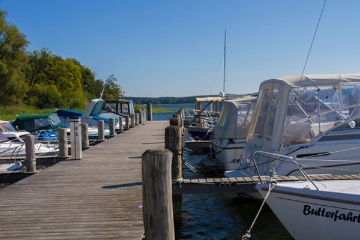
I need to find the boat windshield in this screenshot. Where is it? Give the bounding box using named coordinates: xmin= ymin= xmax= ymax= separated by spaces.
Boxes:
xmin=248 ymin=84 xmax=279 ymax=141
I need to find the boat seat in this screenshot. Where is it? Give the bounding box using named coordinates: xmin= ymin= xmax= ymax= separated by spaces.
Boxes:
xmin=283 ymin=121 xmax=312 ymax=146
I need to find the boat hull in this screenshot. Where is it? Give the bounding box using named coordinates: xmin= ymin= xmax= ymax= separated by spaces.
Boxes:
xmin=257 ymin=180 xmax=360 ymax=240
xmin=211 ymin=139 xmax=245 ymax=171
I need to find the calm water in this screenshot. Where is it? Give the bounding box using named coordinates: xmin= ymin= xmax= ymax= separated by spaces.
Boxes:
xmin=152 ymin=104 xmax=293 ymax=240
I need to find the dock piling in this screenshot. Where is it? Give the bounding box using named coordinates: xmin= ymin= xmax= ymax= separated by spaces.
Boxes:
xmin=142 ymin=149 xmax=175 ymax=240
xmin=147 ymin=103 xmax=152 ymax=121
xmin=81 ymin=123 xmax=89 ymax=149
xmin=58 ymin=128 xmax=68 ymax=158
xmin=97 ymin=120 xmax=105 ymax=141
xmin=109 ymin=118 xmax=115 ymax=136
xmin=25 ymin=134 xmax=36 ymax=173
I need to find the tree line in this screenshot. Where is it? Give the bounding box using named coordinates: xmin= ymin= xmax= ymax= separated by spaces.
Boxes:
xmin=0 ymin=9 xmax=124 ymax=110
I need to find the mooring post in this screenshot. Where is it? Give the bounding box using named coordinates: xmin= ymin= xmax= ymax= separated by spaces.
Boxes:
xmin=141 ymin=109 xmax=146 ymax=125
xmin=119 ymin=116 xmax=124 ymax=133
xmin=135 ymin=113 xmax=139 ymax=126
xmin=97 ymin=120 xmax=105 ymax=141
xmin=130 ymin=114 xmax=135 ymax=128
xmin=147 ymin=103 xmax=152 ymax=121
xmin=142 ymin=149 xmax=175 ymax=240
xmin=125 ymin=115 xmax=130 ymax=130
xmin=58 ymin=128 xmax=68 ymax=158
xmin=168 ymin=114 xmax=184 ymax=227
xmin=81 ymin=123 xmax=89 ymax=149
xmin=25 ymin=134 xmax=36 ymax=173
xmin=109 ymin=118 xmax=116 ymax=136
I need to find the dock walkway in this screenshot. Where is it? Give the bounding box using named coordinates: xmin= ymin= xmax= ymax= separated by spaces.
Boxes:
xmin=0 ymin=120 xmax=169 ymax=240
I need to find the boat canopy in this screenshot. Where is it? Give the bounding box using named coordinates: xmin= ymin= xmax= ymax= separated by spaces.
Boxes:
xmin=213 ymin=96 xmax=257 ymax=139
xmin=12 ymin=113 xmax=66 ymax=132
xmin=195 ymin=96 xmax=225 ymax=112
xmin=246 ymin=73 xmax=360 ymax=154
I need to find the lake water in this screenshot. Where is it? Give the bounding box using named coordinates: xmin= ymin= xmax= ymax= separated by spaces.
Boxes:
xmin=152 ymin=104 xmax=293 ymax=240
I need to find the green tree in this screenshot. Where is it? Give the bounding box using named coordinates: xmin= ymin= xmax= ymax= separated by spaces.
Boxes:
xmin=0 ymin=9 xmax=29 ymax=105
xmin=101 ymin=74 xmax=124 ymax=99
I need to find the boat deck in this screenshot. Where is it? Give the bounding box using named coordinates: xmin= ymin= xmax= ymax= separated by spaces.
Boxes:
xmin=0 ymin=120 xmax=168 ymax=240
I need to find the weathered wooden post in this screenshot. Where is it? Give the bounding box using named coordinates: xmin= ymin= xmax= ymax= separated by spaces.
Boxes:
xmin=125 ymin=115 xmax=130 ymax=130
xmin=167 ymin=114 xmax=184 ymax=227
xmin=130 ymin=114 xmax=135 ymax=128
xmin=119 ymin=116 xmax=124 ymax=133
xmin=165 ymin=126 xmax=182 ymax=180
xmin=109 ymin=118 xmax=116 ymax=136
xmin=25 ymin=134 xmax=36 ymax=173
xmin=58 ymin=128 xmax=68 ymax=158
xmin=81 ymin=123 xmax=89 ymax=149
xmin=135 ymin=113 xmax=139 ymax=126
xmin=142 ymin=149 xmax=175 ymax=240
xmin=98 ymin=120 xmax=105 ymax=141
xmin=141 ymin=109 xmax=146 ymax=125
xmin=147 ymin=103 xmax=152 ymax=121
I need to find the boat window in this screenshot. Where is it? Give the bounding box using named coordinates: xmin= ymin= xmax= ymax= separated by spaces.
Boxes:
xmin=250 ymin=84 xmax=279 ymax=140
xmin=217 ymin=104 xmax=229 ymax=127
xmin=91 ymin=101 xmax=105 ymax=116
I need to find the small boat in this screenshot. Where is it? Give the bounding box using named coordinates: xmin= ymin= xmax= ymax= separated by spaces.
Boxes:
xmin=209 ymin=95 xmax=257 ymax=170
xmin=57 ymin=98 xmax=135 ymax=135
xmin=0 ymin=137 xmax=59 ymax=161
xmin=0 ymin=120 xmax=30 ymax=142
xmin=12 ymin=113 xmax=68 ymax=142
xmin=0 ymin=119 xmax=59 ymax=161
xmin=185 ymin=96 xmax=225 ymax=141
xmin=225 ymin=73 xmax=360 ymax=178
xmin=256 ymin=179 xmax=360 ymax=239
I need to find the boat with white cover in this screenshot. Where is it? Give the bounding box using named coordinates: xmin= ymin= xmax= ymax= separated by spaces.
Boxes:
xmin=225 ymin=73 xmax=360 ymax=178
xmin=209 ymin=95 xmax=256 ymax=170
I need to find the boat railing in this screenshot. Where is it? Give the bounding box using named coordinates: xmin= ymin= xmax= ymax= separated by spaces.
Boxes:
xmin=251 ymin=150 xmax=319 ymax=190
xmin=35 ymin=129 xmax=58 ymax=146
xmin=0 ymin=143 xmax=24 ymax=161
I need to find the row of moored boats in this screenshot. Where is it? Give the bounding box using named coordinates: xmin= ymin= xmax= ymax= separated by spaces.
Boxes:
xmin=184 ymin=73 xmax=360 ymax=239
xmin=0 ymin=99 xmax=135 ymax=172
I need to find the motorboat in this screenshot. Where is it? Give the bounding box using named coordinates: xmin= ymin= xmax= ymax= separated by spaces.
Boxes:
xmin=256 ymin=178 xmax=360 ymax=239
xmin=209 ymin=95 xmax=257 ymax=170
xmin=0 ymin=120 xmax=30 ymax=142
xmin=56 ymin=98 xmax=135 ymax=135
xmin=185 ymin=96 xmax=225 ymax=141
xmin=225 ymin=73 xmax=360 ymax=178
xmin=12 ymin=113 xmax=68 ymax=142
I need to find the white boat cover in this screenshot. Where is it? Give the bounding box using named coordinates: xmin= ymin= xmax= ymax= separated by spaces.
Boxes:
xmin=213 ymin=96 xmax=257 ymax=139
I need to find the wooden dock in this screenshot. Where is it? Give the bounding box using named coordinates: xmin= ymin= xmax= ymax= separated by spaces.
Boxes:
xmin=172 ymin=174 xmax=360 ymax=194
xmin=0 ymin=120 xmax=169 ymax=240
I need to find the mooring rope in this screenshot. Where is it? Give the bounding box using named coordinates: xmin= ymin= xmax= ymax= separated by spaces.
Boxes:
xmin=242 ymin=181 xmax=276 ymax=240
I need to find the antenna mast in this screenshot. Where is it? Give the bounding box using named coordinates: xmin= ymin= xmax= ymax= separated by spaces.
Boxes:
xmin=223 ymin=30 xmax=227 ymax=94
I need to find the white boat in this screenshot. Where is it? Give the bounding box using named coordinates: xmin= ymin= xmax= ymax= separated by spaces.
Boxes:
xmin=225 ymin=73 xmax=360 ymax=178
xmin=256 ymin=179 xmax=360 ymax=239
xmin=209 ymin=95 xmax=256 ymax=170
xmin=0 ymin=120 xmax=30 ymax=142
xmin=57 ymin=98 xmax=136 ymax=135
xmin=0 ymin=140 xmax=59 ymax=160
xmin=0 ymin=120 xmax=58 ymax=161
xmin=185 ymin=96 xmax=225 ymax=141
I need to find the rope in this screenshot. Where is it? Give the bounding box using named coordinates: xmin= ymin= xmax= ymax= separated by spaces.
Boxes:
xmin=242 ymin=181 xmax=276 ymax=240
xmin=297 ymin=0 xmax=327 ymax=90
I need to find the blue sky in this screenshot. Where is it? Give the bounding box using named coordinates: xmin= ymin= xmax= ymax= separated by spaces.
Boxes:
xmin=1 ymin=0 xmax=360 ymax=97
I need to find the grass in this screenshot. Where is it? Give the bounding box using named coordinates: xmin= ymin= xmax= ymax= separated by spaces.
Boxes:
xmin=0 ymin=105 xmax=56 ymax=121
